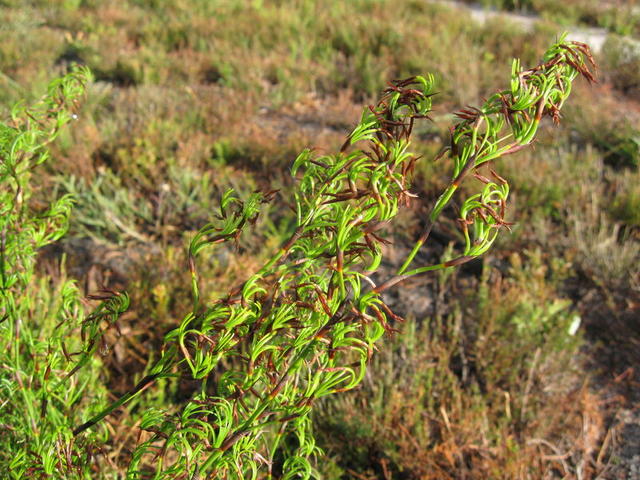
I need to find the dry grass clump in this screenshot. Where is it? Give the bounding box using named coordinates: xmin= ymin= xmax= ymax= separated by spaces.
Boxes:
xmin=314 ymin=252 xmax=614 ymax=479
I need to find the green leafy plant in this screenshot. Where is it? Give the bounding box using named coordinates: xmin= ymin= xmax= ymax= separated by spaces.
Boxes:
xmin=0 ymin=67 xmax=111 ymax=479
xmin=1 ymin=35 xmax=596 ymax=479
xmin=69 ymin=36 xmax=595 ymax=478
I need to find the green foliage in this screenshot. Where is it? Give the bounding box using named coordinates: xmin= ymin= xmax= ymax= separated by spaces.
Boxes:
xmin=0 ymin=33 xmax=598 ymax=478
xmin=66 ymin=38 xmax=595 ymax=478
xmin=0 ymin=67 xmax=110 ymax=479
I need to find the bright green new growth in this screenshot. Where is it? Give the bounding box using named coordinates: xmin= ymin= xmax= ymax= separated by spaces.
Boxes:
xmin=0 ymin=67 xmax=110 ymax=479
xmin=396 ymin=34 xmax=596 ymax=279
xmin=0 ymin=35 xmax=595 ymax=479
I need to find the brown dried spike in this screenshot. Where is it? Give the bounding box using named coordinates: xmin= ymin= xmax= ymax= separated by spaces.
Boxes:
xmin=378 ymin=301 xmax=404 ymax=326
xmin=498 ymin=92 xmax=515 ymax=125
xmin=86 ymin=290 xmax=118 ymax=301
xmin=61 ymin=341 xmax=71 ymax=362
xmin=309 ymin=159 xmax=330 ymax=169
xmin=575 ymin=42 xmax=598 ymax=73
xmin=548 ymin=103 xmax=561 ymax=125
xmin=473 ymin=171 xmax=492 ymax=184
xmin=393 ymin=76 xmax=418 ymax=88
xmin=560 ymin=44 xmax=597 ymax=83
xmin=369 ymin=232 xmax=392 ymax=246
xmin=313 ymin=286 xmax=333 ymax=317
xmin=454 ymin=106 xmax=482 ymax=122
xmin=489 ymin=168 xmax=509 ymax=185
